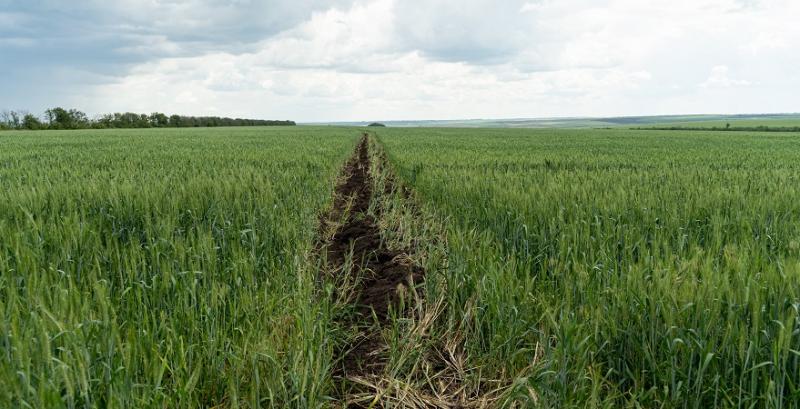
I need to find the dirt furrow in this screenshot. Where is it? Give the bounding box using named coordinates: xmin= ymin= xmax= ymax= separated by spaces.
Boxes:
xmin=319 ymin=134 xmax=425 ymax=403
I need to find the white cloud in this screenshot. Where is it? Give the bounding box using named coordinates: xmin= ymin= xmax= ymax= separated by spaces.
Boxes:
xmin=2 ymin=0 xmax=800 ymax=120
xmin=700 ymin=66 xmax=751 ymax=88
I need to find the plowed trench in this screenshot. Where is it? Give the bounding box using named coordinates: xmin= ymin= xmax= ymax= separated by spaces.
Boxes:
xmin=322 ymin=135 xmax=424 ymax=379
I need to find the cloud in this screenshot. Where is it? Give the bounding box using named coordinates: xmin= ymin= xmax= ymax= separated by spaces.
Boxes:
xmin=0 ymin=0 xmax=358 ymax=90
xmin=700 ymin=65 xmax=751 ymax=88
xmin=251 ymin=0 xmax=396 ymax=72
xmin=391 ymin=0 xmax=531 ymax=64
xmin=1 ymin=0 xmax=799 ymax=120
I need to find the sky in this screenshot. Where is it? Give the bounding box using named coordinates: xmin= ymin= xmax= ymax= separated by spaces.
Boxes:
xmin=1 ymin=0 xmax=798 ymax=122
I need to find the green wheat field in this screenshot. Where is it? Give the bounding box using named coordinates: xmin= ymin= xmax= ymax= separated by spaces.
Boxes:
xmin=2 ymin=127 xmax=799 ymax=408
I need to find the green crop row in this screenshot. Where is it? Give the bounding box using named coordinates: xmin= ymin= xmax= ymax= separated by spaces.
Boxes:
xmin=377 ymin=128 xmax=800 ymax=408
xmin=0 ymin=127 xmax=357 ymax=408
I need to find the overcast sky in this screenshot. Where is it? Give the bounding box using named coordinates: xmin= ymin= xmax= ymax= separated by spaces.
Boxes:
xmin=1 ymin=0 xmax=798 ymax=122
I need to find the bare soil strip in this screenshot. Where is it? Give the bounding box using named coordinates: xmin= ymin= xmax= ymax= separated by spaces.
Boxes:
xmin=319 ymin=134 xmax=425 ymax=403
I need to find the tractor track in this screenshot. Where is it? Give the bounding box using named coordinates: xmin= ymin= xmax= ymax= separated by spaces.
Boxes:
xmin=318 ymin=134 xmax=425 ymax=405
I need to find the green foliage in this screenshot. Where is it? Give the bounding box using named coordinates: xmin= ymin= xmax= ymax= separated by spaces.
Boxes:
xmin=0 ymin=127 xmax=359 ymax=408
xmin=378 ymin=128 xmax=800 ymax=407
xmin=0 ymin=108 xmax=296 ymax=131
xmin=368 ymin=122 xmax=386 ymax=127
xmin=45 ymin=107 xmax=89 ymax=129
xmin=1 ymin=110 xmax=22 ymax=130
xmin=92 ymin=111 xmax=296 ymax=129
xmin=22 ymin=114 xmax=42 ymax=130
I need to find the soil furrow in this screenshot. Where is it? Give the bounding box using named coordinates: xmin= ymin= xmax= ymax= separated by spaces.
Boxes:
xmin=319 ymin=134 xmax=425 ymax=404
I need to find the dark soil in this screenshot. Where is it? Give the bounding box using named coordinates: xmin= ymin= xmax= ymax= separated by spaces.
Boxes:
xmin=320 ymin=134 xmax=425 ymax=380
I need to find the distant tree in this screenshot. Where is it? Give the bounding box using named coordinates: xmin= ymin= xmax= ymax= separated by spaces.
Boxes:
xmin=44 ymin=108 xmax=66 ymax=129
xmin=138 ymin=114 xmax=150 ymax=128
xmin=95 ymin=113 xmax=114 ymax=128
xmin=22 ymin=114 xmax=43 ymax=130
xmin=120 ymin=113 xmax=134 ymax=128
xmin=45 ymin=107 xmax=88 ymax=129
xmin=149 ymin=112 xmax=169 ymax=127
xmin=1 ymin=110 xmax=22 ymax=129
xmin=0 ymin=110 xmax=12 ymax=129
xmin=169 ymin=114 xmax=182 ymax=127
xmin=368 ymin=122 xmax=386 ymax=127
xmin=70 ymin=109 xmax=89 ymax=128
xmin=10 ymin=111 xmax=21 ymax=129
xmin=7 ymin=107 xmax=295 ymax=131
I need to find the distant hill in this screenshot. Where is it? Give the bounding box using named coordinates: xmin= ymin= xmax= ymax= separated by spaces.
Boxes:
xmin=304 ymin=113 xmax=800 ymax=129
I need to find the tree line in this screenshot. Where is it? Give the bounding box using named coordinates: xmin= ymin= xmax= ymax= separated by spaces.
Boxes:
xmin=0 ymin=108 xmax=295 ymax=130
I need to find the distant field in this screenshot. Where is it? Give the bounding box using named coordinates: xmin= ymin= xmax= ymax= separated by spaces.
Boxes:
xmin=309 ymin=113 xmax=800 ymax=129
xmin=2 ymin=126 xmax=800 ymax=407
xmin=604 ymin=114 xmax=800 ymax=127
xmin=646 ymin=119 xmax=800 ymax=128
